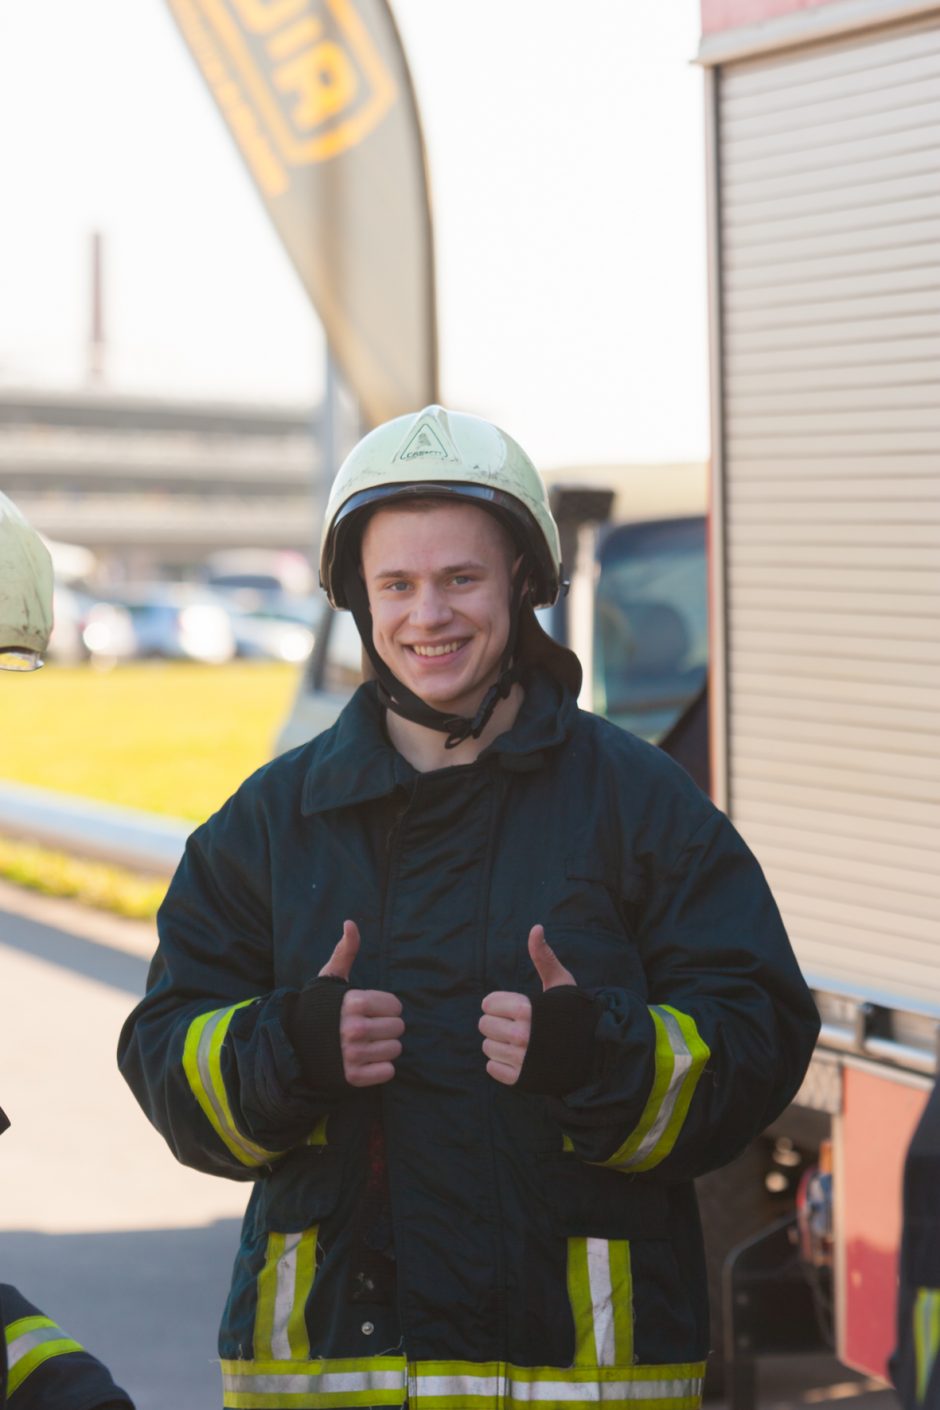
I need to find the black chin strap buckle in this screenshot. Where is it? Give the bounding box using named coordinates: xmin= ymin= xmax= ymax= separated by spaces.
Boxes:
xmin=444 ymin=670 xmax=517 ymax=750
xmin=443 ymin=718 xmax=472 ymax=750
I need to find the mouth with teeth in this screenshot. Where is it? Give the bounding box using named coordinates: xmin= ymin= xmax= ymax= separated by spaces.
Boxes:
xmin=408 ymin=640 xmax=467 ymax=660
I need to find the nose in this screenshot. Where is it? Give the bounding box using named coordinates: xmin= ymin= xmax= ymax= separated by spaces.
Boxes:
xmin=410 ymin=581 xmax=452 ymax=629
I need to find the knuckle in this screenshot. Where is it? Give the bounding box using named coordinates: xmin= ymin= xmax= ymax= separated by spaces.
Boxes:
xmin=342 ymin=1015 xmax=367 ymax=1042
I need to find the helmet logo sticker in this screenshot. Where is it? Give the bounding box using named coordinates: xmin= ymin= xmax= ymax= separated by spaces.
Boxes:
xmin=395 ymin=420 xmax=459 ymax=463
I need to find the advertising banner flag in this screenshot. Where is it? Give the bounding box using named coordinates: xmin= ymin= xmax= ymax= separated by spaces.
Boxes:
xmin=166 ymin=0 xmax=438 ymax=425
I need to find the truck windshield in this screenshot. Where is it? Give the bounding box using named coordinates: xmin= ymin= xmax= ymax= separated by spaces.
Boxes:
xmin=593 ymin=515 xmax=707 ymax=744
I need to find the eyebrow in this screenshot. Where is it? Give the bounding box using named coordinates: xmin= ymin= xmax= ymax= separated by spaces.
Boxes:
xmin=371 ymin=560 xmax=487 ymax=580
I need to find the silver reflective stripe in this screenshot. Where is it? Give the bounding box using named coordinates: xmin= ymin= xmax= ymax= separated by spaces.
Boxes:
xmin=414 ymin=1373 xmax=501 ymax=1398
xmin=586 ymin=1237 xmax=616 ymax=1367
xmin=222 ymin=1369 xmax=407 ymax=1394
xmin=7 ymin=1323 xmax=70 ymax=1368
xmin=628 ymin=1008 xmax=693 ymax=1166
xmin=412 ymin=1373 xmax=704 ymax=1402
xmin=271 ymin=1231 xmax=302 ymax=1359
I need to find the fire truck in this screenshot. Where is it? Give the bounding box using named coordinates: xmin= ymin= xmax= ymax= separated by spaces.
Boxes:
xmin=696 ymin=0 xmax=940 ymax=1398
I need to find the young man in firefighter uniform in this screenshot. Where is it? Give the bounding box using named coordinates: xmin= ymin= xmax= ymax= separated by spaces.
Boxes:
xmin=118 ymin=406 xmax=819 ymax=1409
xmin=0 ymin=492 xmax=134 ymax=1409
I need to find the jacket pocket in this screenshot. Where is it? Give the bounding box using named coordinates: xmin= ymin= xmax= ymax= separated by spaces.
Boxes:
xmin=543 ymin=923 xmax=648 ymax=996
xmin=541 ymin=1153 xmax=669 ymax=1240
xmin=543 ymin=1157 xmax=671 ymax=1371
xmin=253 ymin=1142 xmax=347 ymax=1235
xmin=536 ymin=850 xmax=647 ymax=984
xmin=566 ymin=847 xmax=646 ymax=908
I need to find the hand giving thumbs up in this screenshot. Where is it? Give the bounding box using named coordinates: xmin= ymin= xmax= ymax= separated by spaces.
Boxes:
xmin=478 ymin=926 xmax=576 ymax=1086
xmin=318 ymin=920 xmax=404 ymax=1088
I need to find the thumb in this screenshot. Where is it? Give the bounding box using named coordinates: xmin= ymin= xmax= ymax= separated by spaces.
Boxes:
xmin=528 ymin=924 xmax=576 ymax=991
xmin=318 ymin=919 xmax=361 ymax=981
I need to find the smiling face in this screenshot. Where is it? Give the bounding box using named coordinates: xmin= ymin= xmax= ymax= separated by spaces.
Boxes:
xmin=360 ymin=500 xmax=518 ymax=719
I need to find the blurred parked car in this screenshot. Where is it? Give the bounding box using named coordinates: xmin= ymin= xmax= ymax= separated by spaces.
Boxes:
xmin=100 ymin=584 xmax=237 ymax=664
xmin=224 ymin=600 xmax=315 ymax=664
xmin=80 ymin=600 xmax=138 ymax=664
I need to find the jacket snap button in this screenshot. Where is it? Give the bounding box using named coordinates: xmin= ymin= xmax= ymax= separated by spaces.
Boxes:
xmin=361 ymin=1321 xmax=375 ymax=1336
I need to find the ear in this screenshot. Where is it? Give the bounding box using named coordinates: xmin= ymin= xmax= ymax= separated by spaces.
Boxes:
xmin=512 ymin=555 xmax=533 ymax=600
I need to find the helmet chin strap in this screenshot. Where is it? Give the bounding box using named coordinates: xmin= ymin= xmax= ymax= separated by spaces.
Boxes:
xmin=342 ymin=560 xmax=529 ymax=749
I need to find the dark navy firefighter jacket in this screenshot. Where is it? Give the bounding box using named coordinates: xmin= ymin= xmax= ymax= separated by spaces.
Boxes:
xmin=118 ymin=670 xmax=819 ymax=1410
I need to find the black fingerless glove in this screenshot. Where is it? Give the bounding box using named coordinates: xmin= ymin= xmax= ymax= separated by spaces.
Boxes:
xmin=282 ymin=976 xmax=349 ymax=1094
xmin=515 ymin=987 xmax=601 ymax=1096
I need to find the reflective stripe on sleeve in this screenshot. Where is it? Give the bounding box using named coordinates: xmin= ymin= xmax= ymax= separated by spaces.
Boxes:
xmin=219 ymin=1357 xmax=705 ymax=1408
xmin=182 ymin=1000 xmax=281 ymax=1167
xmin=566 ymin=1238 xmax=634 ymax=1367
xmin=914 ymin=1287 xmax=940 ymax=1405
xmin=5 ymin=1315 xmax=85 ymax=1393
xmin=254 ymin=1226 xmax=319 ymax=1361
xmin=307 ymin=1115 xmax=329 ymax=1146
xmin=600 ymin=1006 xmax=710 ymax=1173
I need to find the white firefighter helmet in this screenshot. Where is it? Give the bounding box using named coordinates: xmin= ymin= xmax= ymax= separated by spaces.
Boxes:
xmin=0 ymin=490 xmax=54 ymax=671
xmin=319 ymin=405 xmax=563 ymax=610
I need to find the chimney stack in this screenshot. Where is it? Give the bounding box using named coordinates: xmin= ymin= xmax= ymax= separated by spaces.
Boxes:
xmin=88 ymin=230 xmax=105 ymax=385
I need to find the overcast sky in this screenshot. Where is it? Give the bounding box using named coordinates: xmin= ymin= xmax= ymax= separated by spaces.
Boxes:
xmin=0 ymin=1 xmax=708 ymax=469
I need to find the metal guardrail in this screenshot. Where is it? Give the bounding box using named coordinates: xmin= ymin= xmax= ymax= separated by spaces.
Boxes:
xmin=0 ymin=781 xmax=189 ymax=876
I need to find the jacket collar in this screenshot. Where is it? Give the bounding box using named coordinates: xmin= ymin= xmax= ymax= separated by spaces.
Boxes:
xmin=300 ymin=671 xmax=578 ymax=815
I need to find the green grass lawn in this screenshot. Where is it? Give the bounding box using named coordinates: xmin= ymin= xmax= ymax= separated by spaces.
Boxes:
xmin=1 ymin=660 xmax=300 ymax=820
xmin=0 ymin=660 xmax=302 ymax=916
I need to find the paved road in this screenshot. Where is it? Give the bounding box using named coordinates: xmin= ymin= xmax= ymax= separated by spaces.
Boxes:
xmin=0 ymin=881 xmax=900 ymax=1409
xmin=0 ymin=881 xmax=247 ymax=1408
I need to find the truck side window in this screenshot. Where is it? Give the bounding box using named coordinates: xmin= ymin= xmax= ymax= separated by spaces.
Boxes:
xmin=593 ymin=516 xmax=707 ymax=744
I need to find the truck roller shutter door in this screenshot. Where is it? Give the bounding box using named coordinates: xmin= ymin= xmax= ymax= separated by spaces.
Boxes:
xmin=716 ymin=14 xmax=940 ymax=1008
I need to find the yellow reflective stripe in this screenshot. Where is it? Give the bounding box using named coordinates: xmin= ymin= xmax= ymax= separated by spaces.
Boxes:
xmin=254 ymin=1227 xmax=319 ymax=1360
xmin=601 ymin=1006 xmax=710 ymax=1174
xmin=182 ymin=1000 xmax=280 ymax=1167
xmin=914 ymin=1287 xmax=940 ymax=1404
xmin=566 ymin=1239 xmax=634 ymax=1369
xmin=254 ymin=1232 xmax=282 ymax=1360
xmin=220 ymin=1356 xmax=705 ymax=1408
xmin=567 ymin=1237 xmax=598 ymax=1366
xmin=307 ymin=1115 xmax=329 ymax=1146
xmin=5 ymin=1315 xmax=84 ymax=1393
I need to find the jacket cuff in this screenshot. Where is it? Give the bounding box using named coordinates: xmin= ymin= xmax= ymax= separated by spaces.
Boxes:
xmin=282 ymin=977 xmax=349 ymax=1095
xmin=516 ymin=987 xmax=601 ymax=1096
